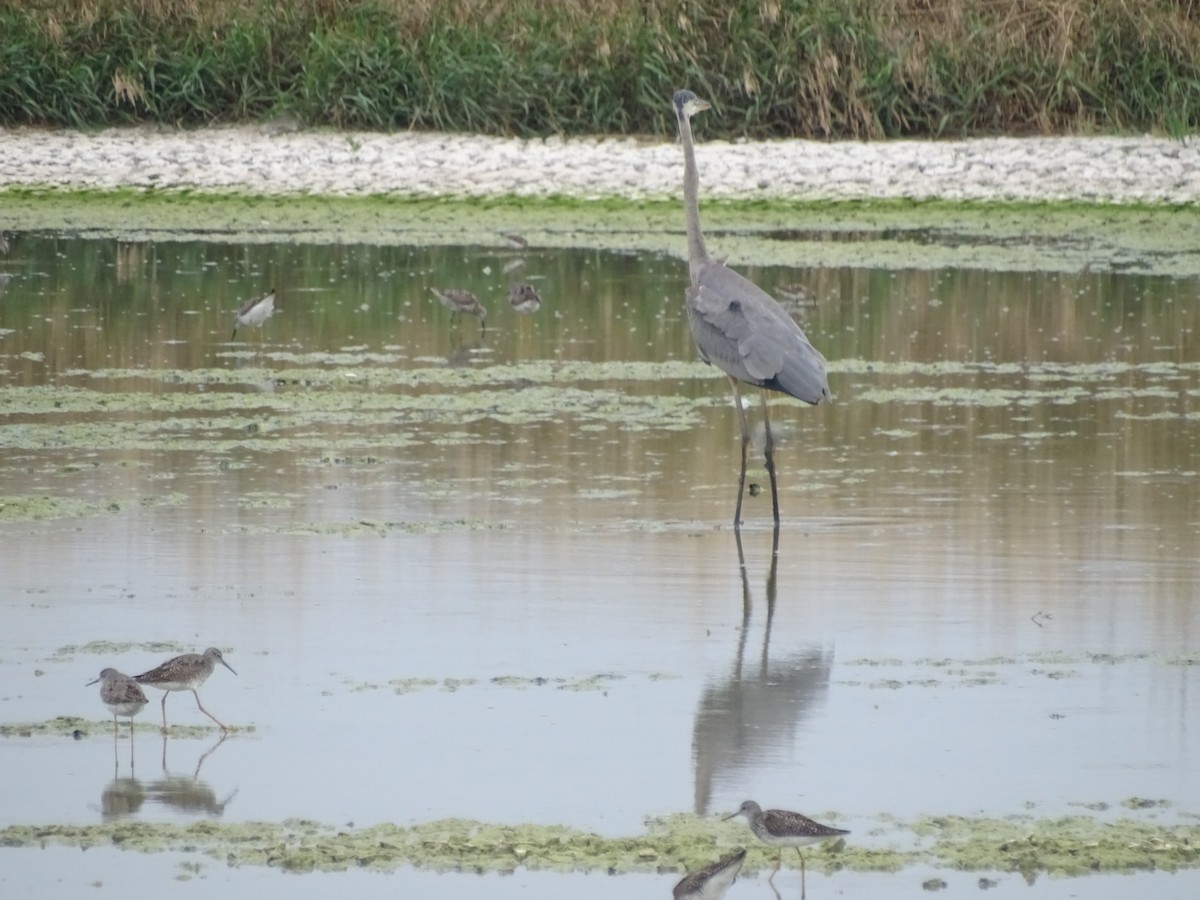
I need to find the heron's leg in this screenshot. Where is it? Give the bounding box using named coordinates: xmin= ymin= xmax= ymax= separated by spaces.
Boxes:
xmin=760 ymin=389 xmax=780 ymax=525
xmin=191 ymin=689 xmax=231 ymax=733
xmin=728 ymin=376 xmax=750 ymax=527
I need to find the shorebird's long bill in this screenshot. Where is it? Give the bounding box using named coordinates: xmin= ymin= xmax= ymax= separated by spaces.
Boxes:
xmin=220 ymin=658 xmax=238 ymax=676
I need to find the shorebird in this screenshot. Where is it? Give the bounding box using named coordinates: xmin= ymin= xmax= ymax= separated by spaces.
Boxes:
xmin=724 ymin=800 xmax=848 ymax=892
xmin=507 ymin=281 xmax=542 ymax=314
xmin=134 ymin=647 xmax=237 ymax=733
xmin=88 ymin=668 xmax=148 ymax=734
xmin=231 ymin=288 xmax=276 ymax=341
xmin=673 ymin=848 xmax=746 ymax=900
xmin=430 ymin=287 xmax=486 ymax=331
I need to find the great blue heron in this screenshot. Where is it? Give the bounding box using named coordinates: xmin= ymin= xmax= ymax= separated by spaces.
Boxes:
xmin=672 ymin=90 xmax=830 ymax=526
xmin=231 ymin=288 xmax=276 ymax=341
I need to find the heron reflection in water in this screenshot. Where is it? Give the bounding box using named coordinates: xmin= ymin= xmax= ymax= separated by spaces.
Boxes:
xmin=672 ymin=90 xmax=830 ymax=526
xmin=691 ymin=528 xmax=834 ymax=817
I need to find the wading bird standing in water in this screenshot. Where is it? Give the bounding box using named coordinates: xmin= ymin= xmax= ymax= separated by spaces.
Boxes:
xmin=672 ymin=90 xmax=830 ymax=527
xmin=725 ymin=800 xmax=849 ymax=896
xmin=134 ymin=647 xmax=237 ymax=733
xmin=507 ymin=281 xmax=542 ymax=314
xmin=231 ymin=288 xmax=276 ymax=341
xmin=430 ymin=287 xmax=487 ymax=333
xmin=88 ymin=668 xmax=148 ymax=735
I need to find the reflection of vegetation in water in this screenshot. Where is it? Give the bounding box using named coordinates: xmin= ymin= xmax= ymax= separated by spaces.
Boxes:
xmin=0 ymin=811 xmax=1195 ymax=878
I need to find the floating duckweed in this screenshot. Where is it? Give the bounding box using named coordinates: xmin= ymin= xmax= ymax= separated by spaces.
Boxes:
xmin=0 ymin=495 xmax=120 ymax=521
xmin=0 ymin=717 xmax=251 ymax=739
xmin=0 ymin=811 xmax=1196 ymax=876
xmin=54 ymin=640 xmax=188 ymax=658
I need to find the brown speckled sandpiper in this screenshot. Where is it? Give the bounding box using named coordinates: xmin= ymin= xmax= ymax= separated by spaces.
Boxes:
xmin=725 ymin=800 xmax=848 ymax=891
xmin=430 ymin=287 xmax=487 ymax=331
xmin=88 ymin=668 xmax=148 ymax=734
xmin=134 ymin=647 xmax=237 ymax=733
xmin=507 ymin=281 xmax=542 ymax=314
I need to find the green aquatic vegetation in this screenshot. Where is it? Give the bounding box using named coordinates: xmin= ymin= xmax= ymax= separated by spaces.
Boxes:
xmin=229 ymin=518 xmax=504 ymax=537
xmin=0 ymin=716 xmax=247 ymax=739
xmin=916 ymin=814 xmax=1200 ymax=876
xmin=54 ymin=640 xmax=188 ymax=659
xmin=8 ymin=191 xmax=1200 ymax=277
xmin=0 ymin=811 xmax=1195 ymax=877
xmin=853 ymin=386 xmax=1090 ymax=408
xmin=0 ymin=375 xmax=720 ymax=457
xmin=355 ymin=673 xmax=651 ymax=695
xmin=0 ymin=495 xmax=121 ymax=521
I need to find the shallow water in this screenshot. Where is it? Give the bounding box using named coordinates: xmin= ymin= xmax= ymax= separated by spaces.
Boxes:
xmin=1 ymin=233 xmax=1198 ymax=898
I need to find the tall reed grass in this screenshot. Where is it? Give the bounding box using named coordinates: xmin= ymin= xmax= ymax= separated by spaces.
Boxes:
xmin=2 ymin=0 xmax=1199 ymax=137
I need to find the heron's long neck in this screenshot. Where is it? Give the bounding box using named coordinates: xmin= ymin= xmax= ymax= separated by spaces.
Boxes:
xmin=679 ymin=115 xmax=709 ymax=283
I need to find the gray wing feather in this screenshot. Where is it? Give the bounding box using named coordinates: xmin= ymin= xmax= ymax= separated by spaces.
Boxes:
xmin=687 ymin=261 xmax=830 ymax=405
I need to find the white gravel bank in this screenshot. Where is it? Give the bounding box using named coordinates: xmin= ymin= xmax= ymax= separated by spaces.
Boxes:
xmin=2 ymin=125 xmax=1199 ymax=203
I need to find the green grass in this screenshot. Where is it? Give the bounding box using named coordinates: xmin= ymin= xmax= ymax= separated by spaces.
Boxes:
xmin=2 ymin=0 xmax=1200 ymax=137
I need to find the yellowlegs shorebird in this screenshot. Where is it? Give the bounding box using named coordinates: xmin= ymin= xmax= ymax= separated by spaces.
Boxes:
xmin=134 ymin=647 xmax=237 ymax=733
xmin=724 ymin=800 xmax=848 ymax=892
xmin=231 ymin=289 xmax=276 ymax=341
xmin=88 ymin=668 xmax=148 ymax=734
xmin=430 ymin=287 xmax=487 ymax=331
xmin=673 ymin=848 xmax=746 ymax=900
xmin=507 ymin=281 xmax=542 ymax=314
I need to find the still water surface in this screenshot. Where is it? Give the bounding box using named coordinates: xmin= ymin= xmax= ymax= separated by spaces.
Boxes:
xmin=1 ymin=235 xmax=1198 ymax=898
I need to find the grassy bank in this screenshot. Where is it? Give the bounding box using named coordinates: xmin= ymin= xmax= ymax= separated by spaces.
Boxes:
xmin=2 ymin=0 xmax=1200 ymax=138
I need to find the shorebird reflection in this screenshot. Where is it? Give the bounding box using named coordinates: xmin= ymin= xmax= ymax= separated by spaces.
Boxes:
xmin=673 ymin=847 xmax=747 ymax=900
xmin=151 ymin=733 xmax=238 ymax=816
xmin=691 ymin=526 xmax=834 ymax=816
xmin=100 ymin=776 xmax=146 ymax=821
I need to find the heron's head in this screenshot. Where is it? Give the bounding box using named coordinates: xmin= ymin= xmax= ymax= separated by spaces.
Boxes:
xmin=673 ymin=89 xmax=711 ymax=121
